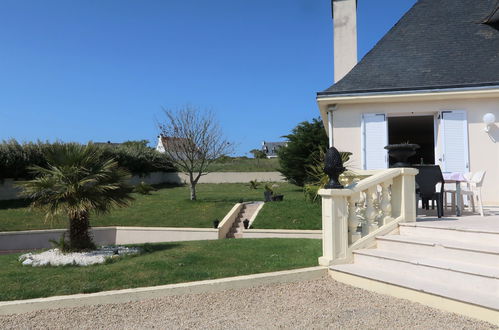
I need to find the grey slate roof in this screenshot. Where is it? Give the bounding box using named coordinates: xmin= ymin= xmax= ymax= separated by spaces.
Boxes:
xmin=262 ymin=141 xmax=287 ymax=157
xmin=318 ymin=0 xmax=499 ymax=97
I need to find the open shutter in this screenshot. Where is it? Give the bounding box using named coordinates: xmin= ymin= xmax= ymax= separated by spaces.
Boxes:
xmin=440 ymin=111 xmax=469 ymax=173
xmin=362 ymin=113 xmax=388 ymax=170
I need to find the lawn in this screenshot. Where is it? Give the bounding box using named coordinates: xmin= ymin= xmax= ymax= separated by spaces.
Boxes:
xmin=0 ymin=238 xmax=321 ymax=301
xmin=207 ymin=157 xmax=280 ymax=172
xmin=0 ymin=182 xmax=321 ymax=231
xmin=252 ymin=188 xmax=322 ymax=230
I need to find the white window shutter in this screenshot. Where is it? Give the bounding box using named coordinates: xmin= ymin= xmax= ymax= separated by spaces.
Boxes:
xmin=362 ymin=113 xmax=388 ymax=170
xmin=440 ymin=111 xmax=469 ymax=173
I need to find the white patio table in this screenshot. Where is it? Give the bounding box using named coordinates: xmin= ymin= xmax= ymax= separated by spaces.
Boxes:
xmin=442 ymin=172 xmax=467 ymax=216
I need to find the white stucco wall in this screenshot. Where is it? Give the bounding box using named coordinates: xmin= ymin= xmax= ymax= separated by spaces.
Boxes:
xmin=321 ymin=95 xmax=499 ymax=204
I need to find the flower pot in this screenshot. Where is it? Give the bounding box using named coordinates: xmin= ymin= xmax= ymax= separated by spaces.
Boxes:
xmin=272 ymin=194 xmax=284 ymax=202
xmin=243 ymin=219 xmax=250 ymax=229
xmin=264 ymin=191 xmax=273 ymax=202
xmin=213 ymin=220 xmax=220 ymax=229
xmin=384 ymin=144 xmax=420 ymax=167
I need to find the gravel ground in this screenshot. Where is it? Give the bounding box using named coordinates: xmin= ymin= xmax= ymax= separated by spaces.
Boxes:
xmin=0 ymin=277 xmax=496 ymax=329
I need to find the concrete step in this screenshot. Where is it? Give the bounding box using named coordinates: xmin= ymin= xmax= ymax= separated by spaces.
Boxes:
xmin=399 ymin=222 xmax=499 ymax=245
xmin=376 ymin=234 xmax=499 ymax=266
xmin=352 ymin=249 xmax=499 ymax=295
xmin=331 ymin=263 xmax=499 ymax=311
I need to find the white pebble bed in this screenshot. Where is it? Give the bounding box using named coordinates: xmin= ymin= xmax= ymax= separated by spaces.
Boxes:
xmin=18 ymin=246 xmax=140 ymax=267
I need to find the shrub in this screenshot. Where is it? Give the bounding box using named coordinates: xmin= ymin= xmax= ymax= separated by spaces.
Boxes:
xmin=134 ymin=181 xmax=155 ymax=195
xmin=249 ymin=180 xmax=259 ymax=189
xmin=277 ymin=118 xmax=328 ymax=186
xmin=0 ymin=140 xmax=175 ymax=180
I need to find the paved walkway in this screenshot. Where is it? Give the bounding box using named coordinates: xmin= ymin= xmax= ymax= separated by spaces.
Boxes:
xmin=0 ymin=277 xmax=493 ymax=329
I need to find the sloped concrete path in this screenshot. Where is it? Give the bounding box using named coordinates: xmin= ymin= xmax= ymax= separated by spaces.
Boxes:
xmin=0 ymin=278 xmax=493 ymax=329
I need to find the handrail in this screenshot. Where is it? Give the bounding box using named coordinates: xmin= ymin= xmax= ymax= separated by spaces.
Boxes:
xmin=348 ymin=168 xmax=417 ymax=192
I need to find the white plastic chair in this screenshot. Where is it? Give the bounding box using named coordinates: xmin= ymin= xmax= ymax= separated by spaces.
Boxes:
xmin=443 ymin=172 xmax=473 ymax=212
xmin=460 ymin=170 xmax=486 ymax=217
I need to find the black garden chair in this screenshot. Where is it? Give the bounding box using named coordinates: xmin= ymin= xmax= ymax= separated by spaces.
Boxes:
xmin=414 ymin=165 xmax=445 ymax=218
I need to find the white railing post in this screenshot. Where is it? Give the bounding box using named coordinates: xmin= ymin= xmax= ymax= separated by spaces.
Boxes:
xmin=318 ymin=189 xmax=350 ymax=266
xmin=348 ymin=194 xmax=361 ymax=244
xmin=364 ymin=187 xmax=378 ymax=234
xmin=380 ymin=180 xmax=393 ymax=225
xmin=391 ymin=168 xmax=418 ymax=222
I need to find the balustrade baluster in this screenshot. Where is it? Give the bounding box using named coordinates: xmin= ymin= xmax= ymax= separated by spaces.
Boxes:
xmin=348 ymin=195 xmax=361 ymax=244
xmin=364 ymin=187 xmax=378 ymax=235
xmin=380 ymin=181 xmax=393 ymax=225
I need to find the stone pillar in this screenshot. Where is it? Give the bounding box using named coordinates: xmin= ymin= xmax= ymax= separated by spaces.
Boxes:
xmin=318 ymin=189 xmax=350 ymax=266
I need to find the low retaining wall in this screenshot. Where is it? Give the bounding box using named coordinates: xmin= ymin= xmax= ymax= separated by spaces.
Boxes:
xmin=114 ymin=227 xmax=217 ymax=244
xmin=0 ymin=179 xmax=21 ymax=201
xmin=217 ymin=203 xmax=244 ymax=239
xmin=0 ymin=227 xmax=218 ymax=251
xmin=133 ymin=171 xmax=285 ymax=185
xmin=243 ymin=229 xmax=322 ymax=239
xmin=0 ymin=172 xmax=285 ymax=200
xmin=0 ymin=228 xmax=116 ymax=251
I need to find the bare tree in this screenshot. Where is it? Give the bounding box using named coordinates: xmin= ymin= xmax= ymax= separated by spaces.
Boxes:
xmin=158 ymin=106 xmax=234 ymax=200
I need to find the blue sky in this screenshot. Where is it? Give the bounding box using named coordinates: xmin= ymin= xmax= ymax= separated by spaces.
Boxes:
xmin=0 ymin=0 xmax=416 ymax=156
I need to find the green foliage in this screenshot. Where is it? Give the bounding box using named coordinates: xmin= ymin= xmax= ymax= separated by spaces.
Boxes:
xmin=98 ymin=141 xmax=175 ymax=176
xmin=133 ymin=181 xmax=155 ymax=195
xmin=277 ymin=118 xmax=328 ymax=186
xmin=303 ymin=184 xmax=320 ymax=203
xmin=48 ymin=233 xmax=69 ymax=252
xmin=0 ymin=139 xmax=49 ymax=180
xmin=17 ymin=144 xmax=134 ymax=250
xmin=250 ymin=149 xmax=267 ymax=159
xmin=0 ymin=140 xmax=175 ymax=180
xmin=248 ymin=180 xmax=259 ymax=189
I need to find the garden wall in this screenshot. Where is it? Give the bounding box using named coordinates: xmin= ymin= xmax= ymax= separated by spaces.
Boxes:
xmin=0 ymin=227 xmax=218 ymax=251
xmin=0 ymin=172 xmax=285 ymax=200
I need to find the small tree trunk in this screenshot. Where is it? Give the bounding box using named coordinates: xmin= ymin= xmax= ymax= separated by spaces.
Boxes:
xmin=190 ymin=183 xmax=197 ymax=200
xmin=68 ymin=211 xmax=95 ymax=251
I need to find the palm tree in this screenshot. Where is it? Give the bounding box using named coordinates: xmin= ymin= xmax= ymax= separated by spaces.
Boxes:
xmin=18 ymin=143 xmax=134 ymax=251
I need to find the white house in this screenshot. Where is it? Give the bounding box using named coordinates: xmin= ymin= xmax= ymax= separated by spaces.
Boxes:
xmin=317 ymin=0 xmax=499 ymax=205
xmin=316 ymin=0 xmax=499 ymax=324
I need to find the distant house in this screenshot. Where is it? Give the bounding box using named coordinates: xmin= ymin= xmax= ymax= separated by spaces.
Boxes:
xmin=155 ymin=135 xmax=197 ymax=161
xmin=261 ymin=141 xmax=287 ymax=158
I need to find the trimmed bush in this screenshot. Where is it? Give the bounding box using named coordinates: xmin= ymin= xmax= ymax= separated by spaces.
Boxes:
xmin=0 ymin=140 xmax=175 ymax=180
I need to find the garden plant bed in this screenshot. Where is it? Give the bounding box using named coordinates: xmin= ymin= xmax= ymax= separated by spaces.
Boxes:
xmin=0 ymin=183 xmax=321 ymax=232
xmin=0 ymin=238 xmax=321 ymax=301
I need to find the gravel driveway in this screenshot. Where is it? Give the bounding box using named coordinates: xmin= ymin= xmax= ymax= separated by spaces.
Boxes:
xmin=0 ymin=277 xmax=495 ymax=329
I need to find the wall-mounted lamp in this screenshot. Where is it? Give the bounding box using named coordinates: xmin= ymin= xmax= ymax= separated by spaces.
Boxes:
xmin=483 ymin=113 xmax=496 ymax=132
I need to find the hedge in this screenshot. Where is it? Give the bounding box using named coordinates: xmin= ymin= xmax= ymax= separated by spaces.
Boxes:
xmin=0 ymin=140 xmax=175 ymax=180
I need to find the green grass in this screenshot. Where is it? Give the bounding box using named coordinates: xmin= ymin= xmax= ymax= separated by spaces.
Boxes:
xmin=0 ymin=238 xmax=321 ymax=301
xmin=207 ymin=158 xmax=280 ymax=172
xmin=253 ymin=188 xmax=322 ymax=230
xmin=0 ymin=183 xmax=321 ymax=231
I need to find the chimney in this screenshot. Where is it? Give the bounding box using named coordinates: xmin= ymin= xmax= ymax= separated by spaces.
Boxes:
xmin=332 ymin=0 xmax=358 ymax=82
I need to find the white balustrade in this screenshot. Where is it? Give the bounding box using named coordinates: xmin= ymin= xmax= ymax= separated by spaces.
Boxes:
xmin=318 ymin=168 xmax=418 ymax=266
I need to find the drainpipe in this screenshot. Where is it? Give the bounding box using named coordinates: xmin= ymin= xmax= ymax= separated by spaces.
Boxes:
xmin=327 ymin=104 xmax=338 ymax=148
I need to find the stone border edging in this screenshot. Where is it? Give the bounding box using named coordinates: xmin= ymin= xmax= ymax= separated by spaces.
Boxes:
xmin=0 ymin=266 xmax=327 ymax=315
xmin=244 ymin=229 xmax=322 ymax=239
